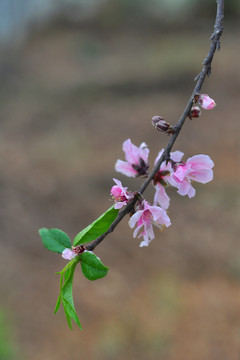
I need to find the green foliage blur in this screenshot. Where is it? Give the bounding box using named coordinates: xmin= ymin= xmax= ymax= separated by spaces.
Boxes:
xmin=92 ymin=0 xmax=239 ymax=26
xmin=0 ymin=310 xmax=17 ymax=360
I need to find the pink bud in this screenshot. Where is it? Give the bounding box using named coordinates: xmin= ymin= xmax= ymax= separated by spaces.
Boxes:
xmin=198 ymin=94 xmax=216 ymax=110
xmin=110 ymin=178 xmax=133 ymax=209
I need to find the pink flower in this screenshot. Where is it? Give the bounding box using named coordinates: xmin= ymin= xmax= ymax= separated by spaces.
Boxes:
xmin=153 ymin=149 xmax=184 ymax=209
xmin=62 ymin=248 xmax=77 ymax=260
xmin=111 ymin=178 xmax=133 ymax=209
xmin=168 ymin=154 xmax=214 ymax=198
xmin=115 ymin=139 xmax=149 ymax=177
xmin=198 ymin=94 xmax=216 ymax=110
xmin=128 ymin=200 xmax=171 ymax=247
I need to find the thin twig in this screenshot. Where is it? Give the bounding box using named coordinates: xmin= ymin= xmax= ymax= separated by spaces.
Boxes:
xmin=86 ymin=0 xmax=224 ymax=252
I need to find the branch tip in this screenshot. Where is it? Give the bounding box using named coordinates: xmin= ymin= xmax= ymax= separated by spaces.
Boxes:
xmin=86 ymin=0 xmax=224 ymax=251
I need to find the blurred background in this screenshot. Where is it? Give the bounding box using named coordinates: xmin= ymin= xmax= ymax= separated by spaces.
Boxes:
xmin=0 ymin=1 xmax=240 ymax=359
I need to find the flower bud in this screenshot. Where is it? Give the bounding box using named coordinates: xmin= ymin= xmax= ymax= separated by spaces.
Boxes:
xmin=194 ymin=93 xmax=216 ymax=110
xmin=152 ymin=115 xmax=165 ymax=127
xmin=189 ymin=106 xmax=201 ymax=119
xmin=152 ymin=116 xmax=174 ymax=134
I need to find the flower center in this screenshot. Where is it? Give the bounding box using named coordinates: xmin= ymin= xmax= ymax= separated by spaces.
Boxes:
xmin=153 ymin=170 xmax=170 ymax=186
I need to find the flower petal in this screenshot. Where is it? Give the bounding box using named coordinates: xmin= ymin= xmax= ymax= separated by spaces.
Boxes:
xmin=177 ymin=180 xmax=196 ymax=198
xmin=62 ymin=248 xmax=77 ymax=260
xmin=188 ymin=154 xmax=214 ymax=170
xmin=128 ymin=210 xmax=144 ymax=229
xmin=114 ymin=202 xmax=126 ymax=209
xmin=115 ymin=160 xmax=137 ymax=177
xmin=138 ymin=142 xmax=150 ymax=163
xmin=122 ymin=139 xmax=140 ymax=164
xmin=189 ymin=169 xmax=213 ymax=183
xmin=154 ymin=184 xmax=170 ymax=210
xmin=173 ymin=164 xmax=191 ymax=182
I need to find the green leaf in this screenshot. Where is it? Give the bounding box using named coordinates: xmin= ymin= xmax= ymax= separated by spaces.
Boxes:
xmin=54 ymin=293 xmax=62 ymax=314
xmin=62 ymin=298 xmax=81 ymax=330
xmin=73 ymin=206 xmax=118 ymax=246
xmin=62 ymin=299 xmax=73 ymax=329
xmin=60 ymin=261 xmax=82 ymax=329
xmin=39 ymin=228 xmax=71 ymax=253
xmin=54 ymin=272 xmax=64 ymax=314
xmin=80 ymin=251 xmax=108 ymax=281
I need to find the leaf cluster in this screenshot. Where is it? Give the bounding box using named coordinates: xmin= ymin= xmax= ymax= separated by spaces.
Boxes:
xmin=39 ymin=206 xmax=118 ymax=328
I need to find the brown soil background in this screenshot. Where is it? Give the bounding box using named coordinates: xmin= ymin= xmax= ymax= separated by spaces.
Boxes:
xmin=0 ymin=22 xmax=240 ymax=360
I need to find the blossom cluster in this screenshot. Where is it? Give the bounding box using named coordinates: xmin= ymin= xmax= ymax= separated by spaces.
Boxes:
xmin=61 ymin=94 xmax=216 ymax=257
xmin=111 ymin=94 xmax=215 ymax=247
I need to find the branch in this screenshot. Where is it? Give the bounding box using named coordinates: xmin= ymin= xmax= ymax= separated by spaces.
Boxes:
xmin=86 ymin=0 xmax=224 ymax=252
